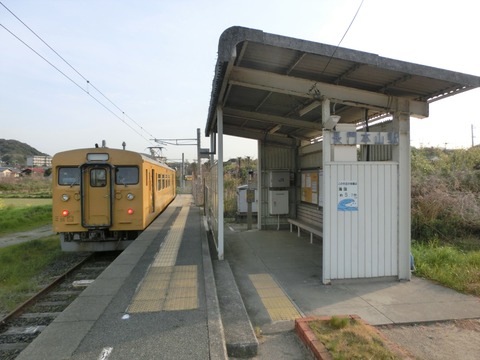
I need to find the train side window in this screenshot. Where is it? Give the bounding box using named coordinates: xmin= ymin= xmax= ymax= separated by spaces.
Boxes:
xmin=91 ymin=168 xmax=107 ymax=187
xmin=58 ymin=167 xmax=80 ymax=186
xmin=116 ymin=166 xmax=139 ymax=185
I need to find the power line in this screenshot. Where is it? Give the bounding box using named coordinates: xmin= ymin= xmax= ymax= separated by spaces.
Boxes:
xmin=321 ymin=0 xmax=365 ymax=75
xmin=0 ymin=1 xmax=157 ymax=143
xmin=1 ymin=1 xmax=86 ymax=82
xmin=0 ymin=22 xmax=151 ymax=143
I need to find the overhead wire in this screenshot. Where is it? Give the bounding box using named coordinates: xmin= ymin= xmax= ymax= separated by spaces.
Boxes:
xmin=320 ymin=0 xmax=365 ymax=75
xmin=0 ymin=1 xmax=157 ymax=145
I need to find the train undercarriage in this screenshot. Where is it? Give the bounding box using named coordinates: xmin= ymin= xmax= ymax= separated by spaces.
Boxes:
xmin=60 ymin=229 xmax=142 ymax=252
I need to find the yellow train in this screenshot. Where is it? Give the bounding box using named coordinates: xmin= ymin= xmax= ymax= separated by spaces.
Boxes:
xmin=52 ymin=146 xmax=176 ymax=251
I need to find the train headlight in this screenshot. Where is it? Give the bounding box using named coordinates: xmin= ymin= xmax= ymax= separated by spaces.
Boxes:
xmin=62 ymin=210 xmax=69 ymax=217
xmin=126 ymin=193 xmax=135 ymax=200
xmin=61 ymin=194 xmax=70 ymax=201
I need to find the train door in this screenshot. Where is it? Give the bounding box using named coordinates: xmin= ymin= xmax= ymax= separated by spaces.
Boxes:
xmin=151 ymin=169 xmax=155 ymax=212
xmin=81 ymin=165 xmax=112 ymax=227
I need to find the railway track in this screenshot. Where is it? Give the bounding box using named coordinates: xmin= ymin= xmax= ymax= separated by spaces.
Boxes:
xmin=0 ymin=251 xmax=120 ymax=359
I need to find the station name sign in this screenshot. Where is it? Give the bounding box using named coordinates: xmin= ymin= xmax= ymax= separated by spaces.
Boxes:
xmin=331 ymin=131 xmax=399 ymax=146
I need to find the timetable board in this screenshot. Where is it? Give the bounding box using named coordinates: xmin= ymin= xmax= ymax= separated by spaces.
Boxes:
xmin=301 ymin=170 xmax=323 ymax=206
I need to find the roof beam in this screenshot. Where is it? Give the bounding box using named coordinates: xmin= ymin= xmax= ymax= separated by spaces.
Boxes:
xmin=334 ymin=63 xmax=363 ymax=85
xmin=229 ymin=66 xmax=429 ymax=118
xmin=222 ymin=124 xmax=297 ymax=145
xmin=223 ymin=107 xmax=322 ymax=130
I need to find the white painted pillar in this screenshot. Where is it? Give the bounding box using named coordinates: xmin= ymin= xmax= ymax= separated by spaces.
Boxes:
xmin=321 ymin=98 xmax=331 ymax=284
xmin=209 ymin=133 xmax=215 ymax=228
xmin=216 ymin=106 xmax=224 ymax=260
xmin=393 ymin=99 xmax=411 ymax=280
xmin=257 ymin=140 xmax=262 ymax=230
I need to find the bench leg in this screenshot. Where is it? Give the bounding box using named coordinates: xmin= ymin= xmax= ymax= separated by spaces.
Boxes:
xmin=310 ymin=233 xmax=313 ymax=244
xmin=290 ymin=223 xmax=293 ymax=233
xmin=297 ymin=227 xmax=300 ymax=237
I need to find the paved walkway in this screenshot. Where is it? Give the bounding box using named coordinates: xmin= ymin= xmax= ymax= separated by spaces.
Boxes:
xmin=224 ymin=227 xmax=480 ymax=327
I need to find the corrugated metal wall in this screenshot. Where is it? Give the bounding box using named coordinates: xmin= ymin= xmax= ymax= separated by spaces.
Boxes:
xmin=259 ymin=144 xmax=296 ymax=228
xmin=323 ymin=162 xmax=398 ymax=280
xmin=298 ymin=142 xmax=322 ymax=169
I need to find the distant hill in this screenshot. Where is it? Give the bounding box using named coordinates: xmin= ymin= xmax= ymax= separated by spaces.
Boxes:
xmin=0 ymin=139 xmax=48 ymax=166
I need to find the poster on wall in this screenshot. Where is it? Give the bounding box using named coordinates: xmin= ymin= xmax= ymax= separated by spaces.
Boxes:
xmin=301 ymin=171 xmax=318 ymax=205
xmin=337 ymin=181 xmax=358 ymax=211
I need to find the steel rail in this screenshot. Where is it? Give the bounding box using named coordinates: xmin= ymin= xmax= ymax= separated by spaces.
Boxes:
xmin=0 ymin=253 xmax=93 ymax=327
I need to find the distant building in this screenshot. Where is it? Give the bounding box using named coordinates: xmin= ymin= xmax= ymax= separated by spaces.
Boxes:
xmin=0 ymin=167 xmax=13 ymax=177
xmin=21 ymin=167 xmax=45 ymax=176
xmin=26 ymin=155 xmax=52 ymax=167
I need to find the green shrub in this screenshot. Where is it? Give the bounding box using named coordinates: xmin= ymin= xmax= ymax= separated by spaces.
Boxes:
xmin=411 ymin=147 xmax=480 ymax=241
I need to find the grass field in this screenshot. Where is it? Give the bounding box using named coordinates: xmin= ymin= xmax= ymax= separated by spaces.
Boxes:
xmin=0 ymin=201 xmax=52 ymax=235
xmin=0 ymin=198 xmax=52 ymax=207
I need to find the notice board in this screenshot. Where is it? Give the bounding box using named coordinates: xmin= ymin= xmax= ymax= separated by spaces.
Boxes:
xmin=301 ymin=170 xmax=322 ymax=205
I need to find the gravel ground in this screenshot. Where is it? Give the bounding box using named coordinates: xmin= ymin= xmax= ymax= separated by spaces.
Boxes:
xmin=379 ymin=319 xmax=480 ymax=360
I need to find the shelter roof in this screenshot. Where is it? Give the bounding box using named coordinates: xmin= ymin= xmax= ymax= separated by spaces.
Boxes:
xmin=205 ymin=26 xmax=480 ymax=143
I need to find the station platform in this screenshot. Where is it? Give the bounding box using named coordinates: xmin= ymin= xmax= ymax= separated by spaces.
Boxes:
xmin=223 ymin=228 xmax=480 ymax=327
xmin=17 ymin=194 xmax=480 ymax=359
xmin=17 ymin=195 xmax=227 ymax=360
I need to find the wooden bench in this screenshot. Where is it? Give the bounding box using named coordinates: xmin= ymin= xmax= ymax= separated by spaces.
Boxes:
xmin=288 ymin=203 xmax=323 ymax=244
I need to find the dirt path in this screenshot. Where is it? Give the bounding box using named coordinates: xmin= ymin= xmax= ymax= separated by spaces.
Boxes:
xmin=0 ymin=225 xmax=54 ymax=248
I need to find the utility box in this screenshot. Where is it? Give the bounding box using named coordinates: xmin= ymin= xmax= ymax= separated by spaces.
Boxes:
xmin=269 ymin=171 xmax=289 ymax=188
xmin=269 ymin=190 xmax=289 ymax=215
xmin=237 ymin=185 xmax=258 ymax=214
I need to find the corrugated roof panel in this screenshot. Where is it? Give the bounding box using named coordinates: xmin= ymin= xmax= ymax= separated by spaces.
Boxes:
xmin=206 ymin=27 xmax=480 ymax=140
xmin=238 ymin=42 xmax=300 ymax=74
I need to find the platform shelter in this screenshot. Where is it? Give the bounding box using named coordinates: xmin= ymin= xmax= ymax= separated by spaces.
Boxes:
xmin=204 ymin=26 xmax=480 ymax=284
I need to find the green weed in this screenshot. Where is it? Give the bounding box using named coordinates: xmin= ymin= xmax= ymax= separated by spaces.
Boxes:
xmin=0 ymin=204 xmax=52 ymax=235
xmin=309 ymin=317 xmax=401 ymax=360
xmin=412 ymin=240 xmax=480 ymax=296
xmin=329 ymin=315 xmax=350 ymax=329
xmin=0 ymin=236 xmax=64 ymax=312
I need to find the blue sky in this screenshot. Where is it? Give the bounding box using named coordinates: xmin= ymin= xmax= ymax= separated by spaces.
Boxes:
xmin=1 ymin=0 xmax=479 ymax=162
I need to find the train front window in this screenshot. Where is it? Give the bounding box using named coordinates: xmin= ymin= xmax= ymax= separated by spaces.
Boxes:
xmin=58 ymin=167 xmax=80 ymax=186
xmin=116 ymin=166 xmax=139 ymax=185
xmin=90 ymin=168 xmax=107 ymax=187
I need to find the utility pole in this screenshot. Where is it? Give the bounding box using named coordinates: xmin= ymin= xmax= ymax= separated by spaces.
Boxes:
xmin=472 ymin=124 xmax=476 ymax=147
xmin=181 ymin=153 xmax=185 ymax=188
xmin=153 ymin=128 xmax=209 ymax=205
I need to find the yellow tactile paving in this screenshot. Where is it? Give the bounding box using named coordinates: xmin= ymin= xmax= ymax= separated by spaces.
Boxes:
xmin=129 ymin=265 xmax=198 ymax=313
xmin=256 ymin=287 xmax=286 ymax=298
xmin=163 ymin=297 xmax=197 ymax=311
xmin=152 ymin=206 xmax=189 ymax=267
xmin=128 ymin=300 xmax=162 ymax=313
xmin=249 ymin=273 xmax=302 ymax=322
xmin=133 ymin=288 xmax=168 ymax=301
xmin=128 ymin=202 xmax=198 ymax=313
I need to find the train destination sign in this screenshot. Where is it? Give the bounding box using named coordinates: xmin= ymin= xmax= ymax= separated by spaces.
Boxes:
xmin=331 ymin=132 xmax=399 ymax=146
